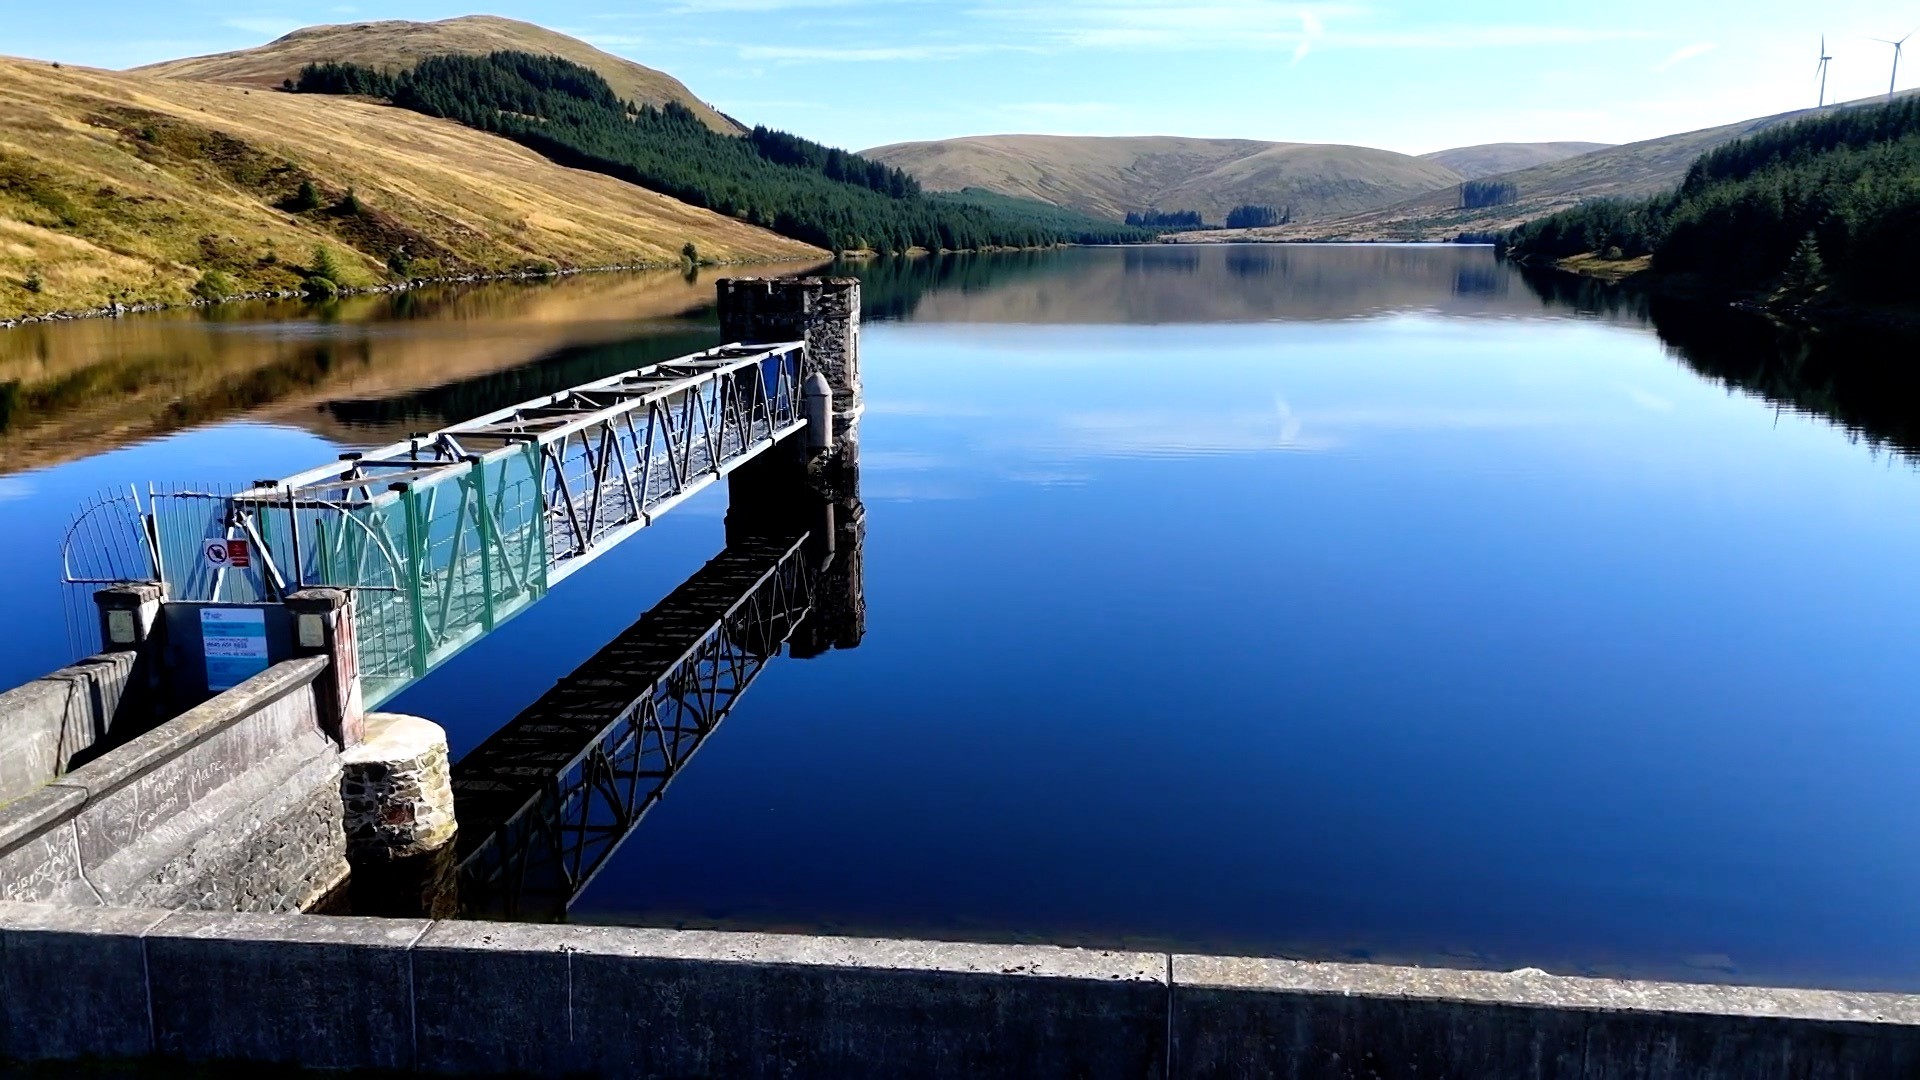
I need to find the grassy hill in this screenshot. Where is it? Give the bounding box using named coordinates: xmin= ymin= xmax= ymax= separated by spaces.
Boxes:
xmin=1419 ymin=142 xmax=1612 ymax=179
xmin=1507 ymin=98 xmax=1920 ymax=306
xmin=1204 ymin=91 xmax=1920 ymax=242
xmin=134 ymin=16 xmax=743 ymax=135
xmin=0 ymin=57 xmax=819 ymax=319
xmin=861 ymin=135 xmax=1467 ymax=224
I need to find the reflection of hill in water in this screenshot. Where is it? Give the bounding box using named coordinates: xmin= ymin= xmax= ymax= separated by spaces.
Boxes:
xmin=0 ymin=270 xmax=819 ymax=473
xmin=847 ymin=245 xmax=1593 ymax=325
xmin=1519 ymin=268 xmax=1920 ymax=463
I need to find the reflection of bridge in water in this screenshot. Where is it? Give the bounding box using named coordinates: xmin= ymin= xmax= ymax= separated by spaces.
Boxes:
xmin=450 ymin=479 xmax=865 ymax=919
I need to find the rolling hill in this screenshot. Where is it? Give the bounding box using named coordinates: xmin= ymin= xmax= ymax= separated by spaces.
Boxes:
xmin=1418 ymin=142 xmax=1612 ymax=180
xmin=861 ymin=135 xmax=1471 ymax=224
xmin=0 ymin=56 xmax=818 ymax=319
xmin=1188 ymin=90 xmax=1920 ymax=242
xmin=134 ymin=15 xmax=743 ymax=135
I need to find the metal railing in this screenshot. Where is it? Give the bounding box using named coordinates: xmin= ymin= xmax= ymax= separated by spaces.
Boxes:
xmin=215 ymin=341 xmax=808 ymax=707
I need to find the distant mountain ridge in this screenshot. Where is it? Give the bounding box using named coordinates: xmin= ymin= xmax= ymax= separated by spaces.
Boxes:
xmin=1189 ymin=90 xmax=1920 ymax=242
xmin=1418 ymin=142 xmax=1613 ymax=180
xmin=862 ymin=135 xmax=1607 ymax=224
xmin=133 ymin=15 xmax=743 ymax=134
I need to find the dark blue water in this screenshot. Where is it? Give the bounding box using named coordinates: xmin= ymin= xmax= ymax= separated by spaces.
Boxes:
xmin=4 ymin=246 xmax=1918 ymax=989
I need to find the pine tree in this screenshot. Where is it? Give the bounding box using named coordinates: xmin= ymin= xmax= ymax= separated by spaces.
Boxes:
xmin=1782 ymin=233 xmax=1826 ymax=293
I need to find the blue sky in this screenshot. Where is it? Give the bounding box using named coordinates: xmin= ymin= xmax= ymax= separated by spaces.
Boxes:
xmin=12 ymin=0 xmax=1920 ymax=153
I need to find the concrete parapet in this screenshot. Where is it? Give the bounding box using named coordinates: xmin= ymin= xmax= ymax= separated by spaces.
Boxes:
xmin=340 ymin=713 xmax=456 ymax=860
xmin=0 ymin=651 xmax=139 ymax=805
xmin=4 ymin=903 xmax=1920 ymax=1077
xmin=1169 ymin=954 xmax=1920 ymax=1078
xmin=143 ymin=909 xmax=425 ymax=1069
xmin=0 ymin=658 xmax=347 ymax=913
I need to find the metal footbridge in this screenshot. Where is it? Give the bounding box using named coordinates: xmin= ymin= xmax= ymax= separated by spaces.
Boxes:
xmin=138 ymin=342 xmax=810 ymax=707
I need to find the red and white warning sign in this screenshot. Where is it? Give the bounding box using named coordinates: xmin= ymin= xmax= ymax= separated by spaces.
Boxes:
xmin=203 ymin=538 xmax=251 ymax=570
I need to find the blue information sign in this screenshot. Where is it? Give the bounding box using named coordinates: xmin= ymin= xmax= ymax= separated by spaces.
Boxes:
xmin=201 ymin=608 xmax=270 ymax=691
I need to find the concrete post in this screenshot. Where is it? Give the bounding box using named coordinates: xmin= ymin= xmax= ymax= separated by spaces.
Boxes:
xmin=93 ymin=582 xmax=163 ymax=653
xmin=285 ymin=589 xmax=365 ymax=748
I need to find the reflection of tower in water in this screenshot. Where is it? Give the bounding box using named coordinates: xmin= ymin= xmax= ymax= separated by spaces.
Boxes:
xmin=719 ymin=276 xmax=867 ymax=658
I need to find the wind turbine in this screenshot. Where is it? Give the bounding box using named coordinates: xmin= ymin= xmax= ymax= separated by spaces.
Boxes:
xmin=1816 ymin=34 xmax=1832 ymax=107
xmin=1873 ymin=30 xmax=1915 ymax=100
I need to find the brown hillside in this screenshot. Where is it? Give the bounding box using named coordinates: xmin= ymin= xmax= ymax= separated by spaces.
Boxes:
xmin=1418 ymin=142 xmax=1612 ymax=180
xmin=0 ymin=58 xmax=818 ymax=320
xmin=1193 ymin=91 xmax=1920 ymax=242
xmin=862 ymin=135 xmax=1465 ymax=223
xmin=133 ymin=15 xmax=742 ymax=135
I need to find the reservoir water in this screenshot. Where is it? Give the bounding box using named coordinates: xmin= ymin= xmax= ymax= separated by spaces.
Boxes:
xmin=3 ymin=246 xmax=1917 ymax=990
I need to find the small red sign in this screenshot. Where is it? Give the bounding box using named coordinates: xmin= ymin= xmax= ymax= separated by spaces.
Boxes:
xmin=226 ymin=538 xmax=251 ymax=569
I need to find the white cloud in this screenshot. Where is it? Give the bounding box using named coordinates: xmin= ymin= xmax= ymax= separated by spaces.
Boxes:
xmin=1654 ymin=42 xmax=1717 ymax=72
xmin=1294 ymin=9 xmax=1323 ymax=63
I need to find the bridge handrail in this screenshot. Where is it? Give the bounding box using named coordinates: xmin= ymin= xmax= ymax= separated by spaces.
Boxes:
xmin=238 ymin=342 xmax=804 ymax=504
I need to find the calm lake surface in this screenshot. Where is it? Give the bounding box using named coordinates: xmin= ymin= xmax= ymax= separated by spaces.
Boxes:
xmin=4 ymin=246 xmax=1918 ymax=989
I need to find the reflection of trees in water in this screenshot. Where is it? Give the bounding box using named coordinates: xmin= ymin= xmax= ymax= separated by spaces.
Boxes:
xmin=322 ymin=328 xmax=716 ymax=433
xmin=1515 ymin=266 xmax=1651 ymax=323
xmin=1452 ymin=266 xmax=1505 ymax=298
xmin=836 ymin=251 xmax=1062 ymax=323
xmin=0 ymin=340 xmax=367 ymax=437
xmin=1123 ymin=247 xmax=1201 ymax=275
xmin=1519 ymin=267 xmax=1920 ymax=462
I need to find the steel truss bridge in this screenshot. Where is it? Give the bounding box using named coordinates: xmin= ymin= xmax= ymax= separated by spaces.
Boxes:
xmin=451 ymin=534 xmax=818 ymax=920
xmin=191 ymin=341 xmax=810 ymax=707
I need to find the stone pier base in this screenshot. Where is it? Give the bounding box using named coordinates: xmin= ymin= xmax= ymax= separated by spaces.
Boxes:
xmin=339 ymin=714 xmax=456 ymax=861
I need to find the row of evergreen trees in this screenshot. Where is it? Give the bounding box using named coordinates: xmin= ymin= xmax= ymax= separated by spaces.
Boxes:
xmin=1460 ymin=180 xmax=1517 ymax=210
xmin=1125 ymin=209 xmax=1205 ymax=229
xmin=930 ymin=189 xmax=1154 ymax=244
xmin=292 ymin=53 xmax=1067 ymax=253
xmin=1224 ymin=205 xmax=1289 ymax=228
xmin=1504 ymin=98 xmax=1920 ymax=300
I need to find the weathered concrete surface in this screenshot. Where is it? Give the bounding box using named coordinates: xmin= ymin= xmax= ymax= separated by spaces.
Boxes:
xmin=1171 ymin=954 xmax=1920 ymax=1079
xmin=7 ymin=902 xmax=1920 ymax=1078
xmin=416 ymin=922 xmax=1169 ymax=1078
xmin=0 ymin=903 xmax=167 ymax=1060
xmin=0 ymin=651 xmax=139 ymax=805
xmin=144 ymin=909 xmax=426 ymax=1069
xmin=0 ymin=658 xmax=347 ymax=912
xmin=341 ymin=712 xmax=455 ymax=859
